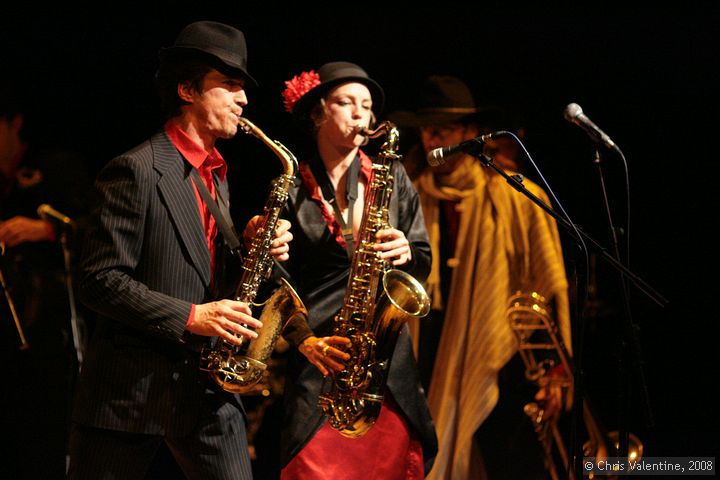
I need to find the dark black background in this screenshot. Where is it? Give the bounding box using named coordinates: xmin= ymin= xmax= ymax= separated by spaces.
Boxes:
xmin=3 ymin=3 xmax=717 ymax=461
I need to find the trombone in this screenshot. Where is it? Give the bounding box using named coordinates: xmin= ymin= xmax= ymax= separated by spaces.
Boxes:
xmin=0 ymin=241 xmax=29 ymax=350
xmin=507 ymin=291 xmax=643 ymax=480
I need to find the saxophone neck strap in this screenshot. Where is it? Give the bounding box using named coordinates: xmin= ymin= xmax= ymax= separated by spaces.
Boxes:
xmin=189 ymin=168 xmax=242 ymax=254
xmin=309 ymin=155 xmax=360 ymax=259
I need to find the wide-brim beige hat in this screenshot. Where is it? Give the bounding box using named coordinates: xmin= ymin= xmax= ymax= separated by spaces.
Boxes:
xmin=389 ymin=75 xmax=491 ymax=127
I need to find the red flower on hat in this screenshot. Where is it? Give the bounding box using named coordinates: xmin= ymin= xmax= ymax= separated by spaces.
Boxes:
xmin=282 ymin=70 xmax=321 ymax=113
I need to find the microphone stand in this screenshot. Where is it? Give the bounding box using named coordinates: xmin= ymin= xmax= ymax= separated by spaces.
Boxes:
xmin=590 ymin=147 xmax=654 ymax=461
xmin=471 ymin=152 xmax=667 ymax=306
xmin=59 ymin=228 xmax=84 ymax=370
xmin=468 ymin=150 xmax=666 ymax=477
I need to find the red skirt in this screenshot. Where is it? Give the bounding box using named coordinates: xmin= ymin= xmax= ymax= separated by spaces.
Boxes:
xmin=281 ymin=395 xmax=424 ymax=480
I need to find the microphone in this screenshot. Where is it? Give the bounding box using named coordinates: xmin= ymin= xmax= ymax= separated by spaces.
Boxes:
xmin=563 ymin=103 xmax=620 ymax=153
xmin=37 ymin=204 xmax=74 ymax=227
xmin=427 ymin=132 xmax=501 ymax=167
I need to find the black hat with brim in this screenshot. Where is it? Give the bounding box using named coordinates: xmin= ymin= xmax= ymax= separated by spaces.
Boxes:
xmin=292 ymin=61 xmax=384 ymax=118
xmin=159 ymin=21 xmax=257 ymax=87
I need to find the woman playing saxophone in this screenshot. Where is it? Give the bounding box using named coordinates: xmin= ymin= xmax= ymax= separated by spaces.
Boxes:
xmin=270 ymin=62 xmax=438 ymax=480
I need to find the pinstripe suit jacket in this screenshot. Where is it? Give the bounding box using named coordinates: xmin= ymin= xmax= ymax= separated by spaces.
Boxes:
xmin=72 ymin=130 xmax=242 ymax=437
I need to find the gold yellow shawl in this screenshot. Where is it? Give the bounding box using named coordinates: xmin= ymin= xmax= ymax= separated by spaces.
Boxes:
xmin=412 ymin=156 xmax=570 ymax=480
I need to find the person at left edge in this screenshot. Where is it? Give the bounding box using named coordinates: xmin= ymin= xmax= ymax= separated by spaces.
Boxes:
xmin=67 ymin=21 xmax=292 ymax=480
xmin=1 ymin=81 xmax=95 ymax=480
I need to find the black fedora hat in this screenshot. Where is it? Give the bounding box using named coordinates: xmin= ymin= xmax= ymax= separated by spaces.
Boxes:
xmin=389 ymin=75 xmax=484 ymax=127
xmin=290 ymin=61 xmax=384 ymax=118
xmin=159 ymin=21 xmax=257 ymax=87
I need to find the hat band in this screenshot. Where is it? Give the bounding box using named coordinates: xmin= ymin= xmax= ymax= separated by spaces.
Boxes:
xmin=418 ymin=107 xmax=477 ymax=114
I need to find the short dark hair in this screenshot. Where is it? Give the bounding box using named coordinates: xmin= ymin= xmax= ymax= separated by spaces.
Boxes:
xmin=154 ymin=53 xmax=240 ymax=119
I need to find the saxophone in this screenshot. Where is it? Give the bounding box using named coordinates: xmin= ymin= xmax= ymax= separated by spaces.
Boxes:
xmin=200 ymin=117 xmax=307 ymax=394
xmin=317 ymin=121 xmax=431 ymax=438
xmin=507 ymin=291 xmax=643 ymax=480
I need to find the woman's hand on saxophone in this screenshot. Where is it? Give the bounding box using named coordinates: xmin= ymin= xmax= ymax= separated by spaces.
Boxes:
xmin=299 ymin=335 xmax=352 ymax=377
xmin=243 ymin=217 xmax=293 ymax=261
xmin=373 ymin=228 xmax=412 ymax=266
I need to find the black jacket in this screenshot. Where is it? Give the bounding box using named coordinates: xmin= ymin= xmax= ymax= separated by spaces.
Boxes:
xmin=279 ymin=154 xmax=438 ymax=475
xmin=73 ymin=131 xmax=242 ymax=436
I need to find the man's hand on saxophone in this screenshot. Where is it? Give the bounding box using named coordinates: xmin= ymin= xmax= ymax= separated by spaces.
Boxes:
xmin=243 ymin=217 xmax=293 ymax=262
xmin=189 ymin=300 xmax=262 ymax=344
xmin=189 ymin=218 xmax=294 ymax=345
xmin=373 ymin=227 xmax=412 ymax=266
xmin=299 ymin=335 xmax=352 ymax=377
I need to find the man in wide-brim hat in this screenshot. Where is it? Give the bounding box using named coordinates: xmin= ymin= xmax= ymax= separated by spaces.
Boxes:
xmin=395 ymin=74 xmax=571 ymax=480
xmin=390 ymin=75 xmax=523 ymax=178
xmin=389 ymin=75 xmax=485 ymax=128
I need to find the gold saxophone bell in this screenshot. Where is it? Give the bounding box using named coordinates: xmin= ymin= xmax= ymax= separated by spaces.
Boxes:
xmin=200 ymin=117 xmax=307 ymax=394
xmin=317 ymin=121 xmax=431 ymax=438
xmin=507 ymin=291 xmax=643 ymax=480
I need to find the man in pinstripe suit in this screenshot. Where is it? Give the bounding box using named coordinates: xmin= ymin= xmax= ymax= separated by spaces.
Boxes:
xmin=67 ymin=21 xmax=291 ymax=479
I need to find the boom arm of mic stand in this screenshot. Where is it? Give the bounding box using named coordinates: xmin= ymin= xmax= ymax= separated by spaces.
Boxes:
xmin=472 ymin=152 xmax=668 ymax=308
